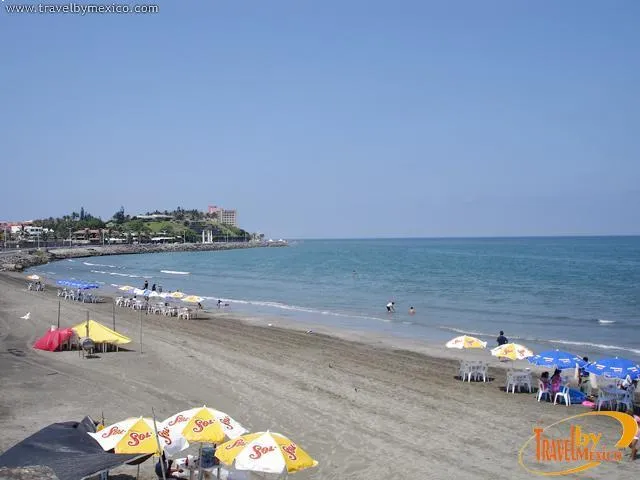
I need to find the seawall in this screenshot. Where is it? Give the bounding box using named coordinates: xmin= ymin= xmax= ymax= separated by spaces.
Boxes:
xmin=0 ymin=241 xmax=287 ymax=272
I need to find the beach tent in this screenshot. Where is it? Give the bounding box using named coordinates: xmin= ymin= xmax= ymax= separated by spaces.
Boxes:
xmin=0 ymin=416 xmax=149 ymax=480
xmin=71 ymin=319 xmax=131 ymax=346
xmin=33 ymin=327 xmax=74 ymax=352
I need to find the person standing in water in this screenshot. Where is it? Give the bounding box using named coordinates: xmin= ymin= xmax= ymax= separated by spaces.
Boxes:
xmin=408 ymin=306 xmax=415 ymax=315
xmin=386 ymin=301 xmax=395 ymax=313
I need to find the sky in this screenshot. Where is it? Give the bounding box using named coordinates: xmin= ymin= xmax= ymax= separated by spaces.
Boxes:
xmin=1 ymin=1 xmax=638 ymax=238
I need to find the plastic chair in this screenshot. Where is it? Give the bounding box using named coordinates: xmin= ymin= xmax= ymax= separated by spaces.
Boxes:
xmin=537 ymin=380 xmax=550 ymax=402
xmin=618 ymin=386 xmax=635 ymax=412
xmin=554 ymin=385 xmax=571 ymax=406
xmin=597 ymin=390 xmax=616 ymax=411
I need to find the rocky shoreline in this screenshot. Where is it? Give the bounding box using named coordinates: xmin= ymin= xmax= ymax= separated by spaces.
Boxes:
xmin=0 ymin=241 xmax=287 ymax=272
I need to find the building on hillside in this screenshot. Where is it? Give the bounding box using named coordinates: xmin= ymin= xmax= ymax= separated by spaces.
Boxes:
xmin=207 ymin=205 xmax=237 ymax=227
xmin=220 ymin=209 xmax=237 ymax=227
xmin=72 ymin=228 xmax=108 ymax=244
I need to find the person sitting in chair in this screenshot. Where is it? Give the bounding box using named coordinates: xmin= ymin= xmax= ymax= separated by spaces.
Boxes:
xmin=156 ymin=452 xmax=179 ymax=479
xmin=550 ymin=369 xmax=562 ymax=396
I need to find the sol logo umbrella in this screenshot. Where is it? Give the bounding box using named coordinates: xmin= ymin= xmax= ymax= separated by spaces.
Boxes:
xmin=87 ymin=417 xmax=163 ymax=454
xmin=445 ymin=335 xmax=487 ymax=349
xmin=215 ymin=431 xmax=318 ymax=474
xmin=160 ymin=406 xmax=246 ymax=457
xmin=181 ymin=295 xmax=204 ymax=303
xmin=491 ymin=343 xmax=533 ymax=361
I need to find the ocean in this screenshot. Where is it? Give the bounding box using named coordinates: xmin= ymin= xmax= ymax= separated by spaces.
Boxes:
xmin=32 ymin=237 xmax=640 ymax=361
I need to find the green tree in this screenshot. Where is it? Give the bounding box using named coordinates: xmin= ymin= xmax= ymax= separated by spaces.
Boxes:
xmin=112 ymin=206 xmax=126 ymax=224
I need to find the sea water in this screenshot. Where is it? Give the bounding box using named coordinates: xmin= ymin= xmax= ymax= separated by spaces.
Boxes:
xmin=35 ymin=237 xmax=640 ymax=361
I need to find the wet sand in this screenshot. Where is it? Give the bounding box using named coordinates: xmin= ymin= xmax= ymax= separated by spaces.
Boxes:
xmin=0 ymin=273 xmax=633 ymax=479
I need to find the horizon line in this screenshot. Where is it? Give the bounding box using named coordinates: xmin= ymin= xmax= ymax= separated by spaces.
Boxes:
xmin=284 ymin=234 xmax=640 ymax=241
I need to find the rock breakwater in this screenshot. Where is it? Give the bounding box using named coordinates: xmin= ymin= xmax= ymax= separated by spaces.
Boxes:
xmin=0 ymin=241 xmax=287 ymax=272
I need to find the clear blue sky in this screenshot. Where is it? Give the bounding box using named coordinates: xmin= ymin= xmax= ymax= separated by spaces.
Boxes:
xmin=1 ymin=1 xmax=638 ymax=238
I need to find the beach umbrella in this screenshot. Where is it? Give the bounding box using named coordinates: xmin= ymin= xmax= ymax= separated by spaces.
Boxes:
xmin=148 ymin=291 xmax=161 ymax=298
xmin=215 ymin=431 xmax=318 ymax=475
xmin=169 ymin=291 xmax=185 ymax=299
xmin=182 ymin=295 xmax=204 ymax=304
xmin=527 ymin=350 xmax=587 ymax=370
xmin=26 ymin=274 xmax=41 ymax=280
xmin=160 ymin=406 xmax=246 ymax=457
xmin=491 ymin=343 xmax=533 ymax=361
xmin=87 ymin=417 xmax=164 ymax=454
xmin=445 ymin=335 xmax=487 ymax=349
xmin=56 ymin=280 xmax=100 ymax=289
xmin=119 ymin=285 xmax=135 ymax=292
xmin=584 ymin=357 xmax=640 ymax=380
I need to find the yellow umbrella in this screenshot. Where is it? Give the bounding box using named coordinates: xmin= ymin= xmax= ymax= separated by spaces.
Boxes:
xmin=182 ymin=295 xmax=204 ymax=303
xmin=445 ymin=335 xmax=487 ymax=349
xmin=491 ymin=343 xmax=533 ymax=360
xmin=87 ymin=417 xmax=163 ymax=454
xmin=216 ymin=431 xmax=318 ymax=474
xmin=169 ymin=291 xmax=185 ymax=299
xmin=26 ymin=274 xmax=41 ymax=280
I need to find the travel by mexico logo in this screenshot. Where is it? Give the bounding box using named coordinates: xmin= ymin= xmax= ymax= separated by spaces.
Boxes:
xmin=518 ymin=412 xmax=637 ymax=476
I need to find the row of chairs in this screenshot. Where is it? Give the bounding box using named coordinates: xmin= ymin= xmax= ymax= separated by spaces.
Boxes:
xmin=536 ymin=372 xmax=635 ymax=411
xmin=57 ymin=288 xmax=102 ymax=303
xmin=115 ymin=297 xmax=195 ymax=320
xmin=459 ymin=361 xmax=488 ymax=382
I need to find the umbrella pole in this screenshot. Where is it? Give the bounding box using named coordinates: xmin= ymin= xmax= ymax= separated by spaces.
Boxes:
xmin=139 ymin=309 xmax=143 ymax=355
xmin=57 ymin=301 xmax=60 ymax=329
xmin=113 ymin=301 xmax=119 ymax=352
xmin=152 ymin=407 xmax=167 ymax=480
xmin=197 ymin=444 xmax=204 ymax=480
xmin=136 ymin=464 xmax=140 ymax=480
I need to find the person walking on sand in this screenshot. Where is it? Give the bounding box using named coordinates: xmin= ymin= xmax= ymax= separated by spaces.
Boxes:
xmin=496 ymin=331 xmax=508 ymax=346
xmin=386 ymin=301 xmax=395 ymax=313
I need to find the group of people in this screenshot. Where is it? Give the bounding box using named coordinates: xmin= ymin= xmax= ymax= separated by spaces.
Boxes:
xmin=143 ymin=280 xmax=163 ymax=293
xmin=27 ymin=280 xmax=44 ymax=291
xmin=385 ymin=301 xmax=415 ymax=315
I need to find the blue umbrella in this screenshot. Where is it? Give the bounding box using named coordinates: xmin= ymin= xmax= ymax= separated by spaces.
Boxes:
xmin=528 ymin=349 xmax=587 ymax=370
xmin=584 ymin=357 xmax=640 ymax=379
xmin=56 ymin=280 xmax=100 ymax=290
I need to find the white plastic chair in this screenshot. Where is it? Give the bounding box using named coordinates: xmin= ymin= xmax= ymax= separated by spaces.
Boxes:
xmin=554 ymin=385 xmax=571 ymax=406
xmin=473 ymin=364 xmax=488 ymax=382
xmin=597 ymin=390 xmax=616 ymax=411
xmin=537 ymin=380 xmax=550 ymax=402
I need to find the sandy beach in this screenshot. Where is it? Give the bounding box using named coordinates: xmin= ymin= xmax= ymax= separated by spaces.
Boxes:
xmin=0 ymin=273 xmax=634 ymax=480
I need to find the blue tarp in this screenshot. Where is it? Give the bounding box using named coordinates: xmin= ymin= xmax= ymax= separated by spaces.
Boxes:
xmin=56 ymin=280 xmax=100 ymax=290
xmin=0 ymin=417 xmax=150 ymax=480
